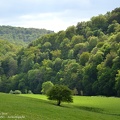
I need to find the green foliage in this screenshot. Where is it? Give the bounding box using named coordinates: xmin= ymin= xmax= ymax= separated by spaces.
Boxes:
xmin=13 ymin=90 xmax=22 ymax=94
xmin=1 ymin=7 xmax=120 ymax=97
xmin=0 ymin=40 xmax=20 ymax=61
xmin=71 ymin=35 xmax=84 ymax=46
xmin=47 ymin=85 xmax=73 ymax=106
xmin=88 ymin=36 xmax=98 ymax=51
xmin=72 ymin=88 xmax=78 ymax=95
xmin=28 ymin=90 xmax=33 ymax=94
xmin=115 ymin=70 xmax=120 ymax=96
xmin=115 ymin=32 xmax=120 ymax=42
xmin=78 ymin=52 xmax=90 ymax=66
xmin=41 ymin=81 xmax=54 ymax=94
xmin=9 ymin=90 xmax=14 ymax=94
xmin=0 ymin=26 xmax=54 ymax=45
xmin=65 ymin=26 xmax=76 ymax=39
xmin=91 ymin=14 xmax=108 ymax=31
xmin=27 ymin=69 xmax=43 ymax=93
xmin=108 ymin=7 xmax=120 ymax=24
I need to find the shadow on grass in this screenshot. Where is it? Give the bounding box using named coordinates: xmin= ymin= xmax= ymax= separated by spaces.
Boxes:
xmin=47 ymin=101 xmax=72 ymax=108
xmin=19 ymin=94 xmax=71 ymax=108
xmin=75 ymin=106 xmax=120 ymax=116
xmin=76 ymin=106 xmax=103 ymax=113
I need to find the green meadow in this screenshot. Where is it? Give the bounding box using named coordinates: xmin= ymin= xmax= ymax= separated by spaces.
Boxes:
xmin=0 ymin=93 xmax=120 ymax=120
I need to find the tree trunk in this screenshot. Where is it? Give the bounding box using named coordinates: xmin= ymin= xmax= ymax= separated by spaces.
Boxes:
xmin=57 ymin=100 xmax=61 ymax=106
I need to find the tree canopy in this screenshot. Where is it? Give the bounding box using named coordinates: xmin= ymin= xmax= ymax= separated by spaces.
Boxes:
xmin=47 ymin=85 xmax=73 ymax=106
xmin=0 ymin=26 xmax=53 ymax=46
xmin=0 ymin=7 xmax=120 ymax=97
xmin=41 ymin=81 xmax=54 ymax=94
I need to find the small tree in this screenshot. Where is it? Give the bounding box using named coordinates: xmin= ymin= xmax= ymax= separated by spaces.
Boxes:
xmin=9 ymin=90 xmax=14 ymax=94
xmin=72 ymin=88 xmax=78 ymax=95
xmin=41 ymin=81 xmax=54 ymax=94
xmin=47 ymin=85 xmax=73 ymax=106
xmin=28 ymin=90 xmax=33 ymax=94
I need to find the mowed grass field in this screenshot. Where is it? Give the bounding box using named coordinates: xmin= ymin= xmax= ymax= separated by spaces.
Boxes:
xmin=0 ymin=93 xmax=120 ymax=120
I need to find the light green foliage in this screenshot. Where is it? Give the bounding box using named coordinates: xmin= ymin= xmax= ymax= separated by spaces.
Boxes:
xmin=9 ymin=90 xmax=14 ymax=94
xmin=42 ymin=42 xmax=52 ymax=52
xmin=13 ymin=90 xmax=22 ymax=94
xmin=71 ymin=35 xmax=84 ymax=46
xmin=50 ymin=50 xmax=61 ymax=60
xmin=72 ymin=88 xmax=78 ymax=95
xmin=41 ymin=81 xmax=54 ymax=94
xmin=0 ymin=40 xmax=20 ymax=60
xmin=88 ymin=36 xmax=98 ymax=51
xmin=73 ymin=43 xmax=85 ymax=56
xmin=0 ymin=26 xmax=53 ymax=45
xmin=27 ymin=90 xmax=33 ymax=94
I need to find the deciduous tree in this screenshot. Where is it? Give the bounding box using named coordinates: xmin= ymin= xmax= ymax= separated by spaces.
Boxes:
xmin=47 ymin=85 xmax=73 ymax=106
xmin=41 ymin=81 xmax=54 ymax=94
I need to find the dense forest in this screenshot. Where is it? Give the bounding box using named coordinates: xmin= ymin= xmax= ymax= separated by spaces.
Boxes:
xmin=0 ymin=8 xmax=120 ymax=96
xmin=0 ymin=26 xmax=53 ymax=45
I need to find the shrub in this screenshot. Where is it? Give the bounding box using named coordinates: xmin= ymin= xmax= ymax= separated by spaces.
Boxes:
xmin=14 ymin=90 xmax=22 ymax=94
xmin=28 ymin=90 xmax=33 ymax=94
xmin=9 ymin=90 xmax=14 ymax=94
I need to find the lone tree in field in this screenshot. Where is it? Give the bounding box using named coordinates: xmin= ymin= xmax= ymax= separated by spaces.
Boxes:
xmin=47 ymin=85 xmax=73 ymax=106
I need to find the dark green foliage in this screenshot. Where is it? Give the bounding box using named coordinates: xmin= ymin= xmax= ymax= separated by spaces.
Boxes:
xmin=115 ymin=32 xmax=120 ymax=42
xmin=79 ymin=52 xmax=90 ymax=66
xmin=115 ymin=70 xmax=120 ymax=96
xmin=108 ymin=7 xmax=120 ymax=24
xmin=47 ymin=85 xmax=73 ymax=106
xmin=1 ymin=7 xmax=120 ymax=97
xmin=91 ymin=15 xmax=108 ymax=32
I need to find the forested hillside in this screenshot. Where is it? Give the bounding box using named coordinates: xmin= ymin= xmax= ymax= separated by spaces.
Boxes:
xmin=0 ymin=40 xmax=21 ymax=60
xmin=0 ymin=26 xmax=53 ymax=45
xmin=0 ymin=8 xmax=120 ymax=96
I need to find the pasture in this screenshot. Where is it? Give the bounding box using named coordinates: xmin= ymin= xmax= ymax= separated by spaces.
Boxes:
xmin=0 ymin=93 xmax=120 ymax=120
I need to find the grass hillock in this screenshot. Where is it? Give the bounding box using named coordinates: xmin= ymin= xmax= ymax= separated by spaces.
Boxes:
xmin=0 ymin=93 xmax=120 ymax=120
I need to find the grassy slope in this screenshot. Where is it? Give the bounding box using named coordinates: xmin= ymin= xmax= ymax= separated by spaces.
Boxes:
xmin=0 ymin=93 xmax=120 ymax=120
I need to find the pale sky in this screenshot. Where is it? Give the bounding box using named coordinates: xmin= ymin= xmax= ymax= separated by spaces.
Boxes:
xmin=0 ymin=0 xmax=120 ymax=32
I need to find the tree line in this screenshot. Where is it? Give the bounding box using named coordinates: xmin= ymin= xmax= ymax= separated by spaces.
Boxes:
xmin=0 ymin=25 xmax=54 ymax=45
xmin=0 ymin=7 xmax=120 ymax=96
